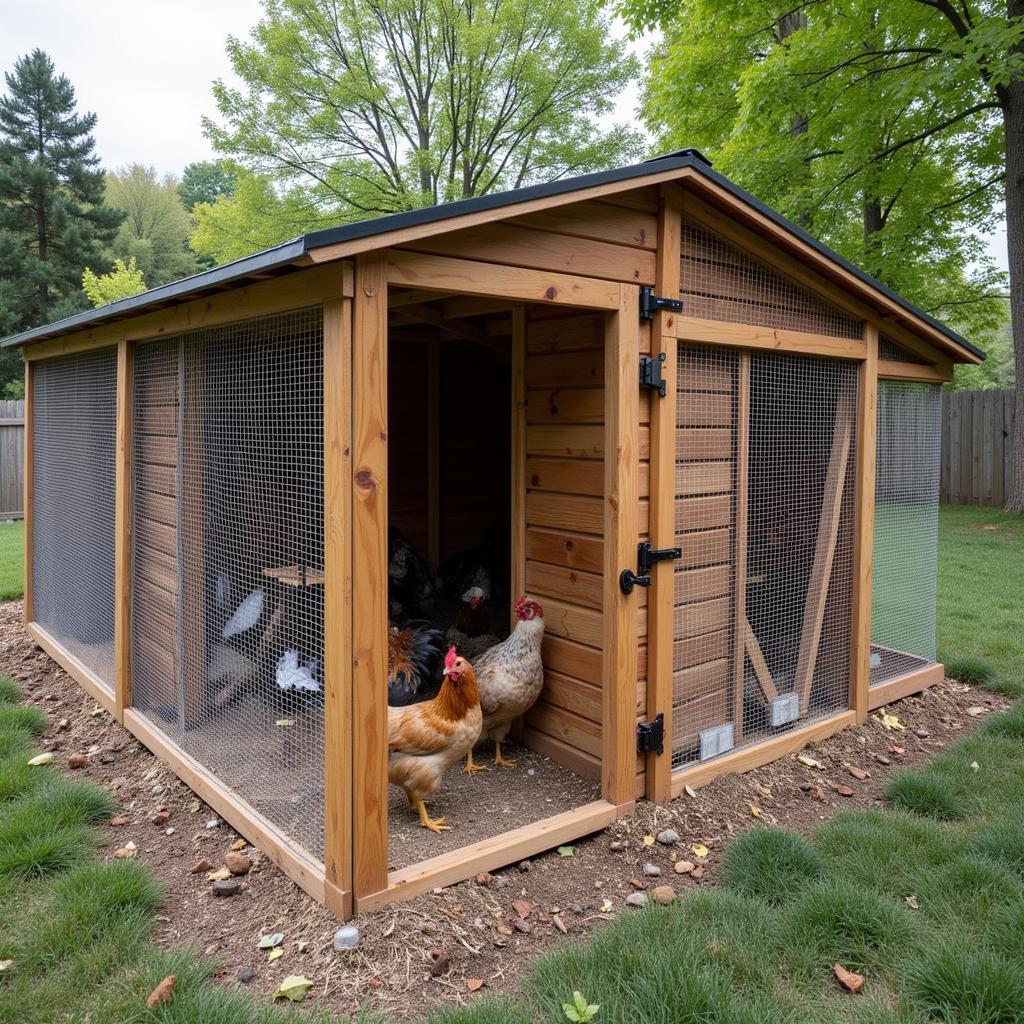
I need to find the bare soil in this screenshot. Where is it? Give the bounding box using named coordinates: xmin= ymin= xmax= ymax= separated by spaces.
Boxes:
xmin=2 ymin=599 xmax=1009 ymax=1020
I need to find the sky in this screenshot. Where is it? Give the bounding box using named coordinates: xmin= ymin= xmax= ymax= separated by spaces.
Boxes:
xmin=0 ymin=0 xmax=1008 ymax=273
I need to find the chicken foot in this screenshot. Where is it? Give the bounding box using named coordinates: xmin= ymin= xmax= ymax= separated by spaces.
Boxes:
xmin=464 ymin=750 xmax=489 ymax=775
xmin=412 ymin=797 xmax=451 ymax=834
xmin=493 ymin=740 xmax=517 ymax=769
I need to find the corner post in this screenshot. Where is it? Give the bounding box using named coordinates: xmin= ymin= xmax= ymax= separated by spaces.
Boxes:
xmin=511 ymin=304 xmax=527 ymax=624
xmin=603 ymin=284 xmax=640 ymax=807
xmin=646 ymin=184 xmax=682 ymax=802
xmin=114 ymin=339 xmax=132 ymax=722
xmin=23 ymin=359 xmax=33 ymax=625
xmin=323 ymin=272 xmax=355 ymax=918
xmin=851 ymin=322 xmax=878 ymax=723
xmin=351 ymin=252 xmax=390 ymax=901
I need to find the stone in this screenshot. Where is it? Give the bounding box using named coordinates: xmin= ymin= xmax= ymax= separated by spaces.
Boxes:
xmin=476 ymin=871 xmax=494 ymax=886
xmin=211 ymin=879 xmax=241 ymax=897
xmin=517 ymin=859 xmax=531 ymax=872
xmin=625 ymin=892 xmax=648 ymax=908
xmin=609 ymin=840 xmax=625 ymax=852
xmin=333 ymin=925 xmax=360 ymax=950
xmin=674 ymin=860 xmax=695 ymax=875
xmin=834 ymin=785 xmax=855 ymax=798
xmin=651 ymin=885 xmax=676 ymax=905
xmin=874 ymin=753 xmax=892 ymax=766
xmin=151 ymin=783 xmax=164 ymax=795
xmin=568 ymin=903 xmax=585 ymax=915
xmin=799 ymin=782 xmax=814 ymax=792
xmin=656 ymin=829 xmax=679 ymax=846
xmin=191 ymin=858 xmax=213 ymax=874
xmin=237 ymin=968 xmax=256 ymax=984
xmin=67 ymin=753 xmax=90 ymax=769
xmin=151 ymin=810 xmax=171 ymax=826
xmin=224 ymin=851 xmax=251 ymax=876
xmin=643 ymin=863 xmax=662 ymax=877
xmin=834 ymin=963 xmax=865 ymax=994
xmin=512 ymin=918 xmax=533 ymax=934
xmin=914 ymin=728 xmax=930 ymax=739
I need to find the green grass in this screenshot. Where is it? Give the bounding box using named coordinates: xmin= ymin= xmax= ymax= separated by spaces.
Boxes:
xmin=937 ymin=505 xmax=1024 ymax=693
xmin=0 ymin=521 xmax=22 ymax=601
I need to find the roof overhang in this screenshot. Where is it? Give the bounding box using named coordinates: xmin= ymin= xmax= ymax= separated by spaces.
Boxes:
xmin=2 ymin=150 xmax=983 ymax=364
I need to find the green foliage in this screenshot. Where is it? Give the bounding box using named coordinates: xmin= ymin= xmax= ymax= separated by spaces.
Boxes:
xmin=908 ymin=945 xmax=1024 ymax=1024
xmin=563 ymin=991 xmax=600 ymax=1022
xmin=721 ymin=827 xmax=825 ymax=905
xmin=0 ymin=522 xmax=24 ymax=601
xmin=197 ymin=0 xmax=643 ymax=262
xmin=82 ymin=257 xmax=147 ymax=307
xmin=945 ymin=655 xmax=997 ymax=685
xmin=105 ymin=164 xmax=197 ymax=287
xmin=179 ymin=159 xmax=237 ymax=212
xmin=885 ymin=769 xmax=969 ymax=820
xmin=624 ymin=0 xmax=1011 ymax=350
xmin=0 ymin=705 xmax=48 ymax=737
xmin=0 ymin=50 xmax=122 ymax=350
xmin=0 ymin=675 xmax=21 ymax=705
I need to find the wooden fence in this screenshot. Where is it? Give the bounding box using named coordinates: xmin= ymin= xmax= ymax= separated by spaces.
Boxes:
xmin=0 ymin=400 xmax=24 ymax=520
xmin=940 ymin=389 xmax=1016 ymax=507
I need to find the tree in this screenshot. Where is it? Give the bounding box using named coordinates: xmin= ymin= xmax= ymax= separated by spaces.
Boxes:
xmin=0 ymin=49 xmax=122 ymax=387
xmin=179 ymin=160 xmax=237 ymax=212
xmin=624 ymin=0 xmax=1024 ymax=511
xmin=82 ymin=257 xmax=146 ymax=307
xmin=106 ymin=164 xmax=198 ymax=288
xmin=201 ymin=0 xmax=643 ymax=241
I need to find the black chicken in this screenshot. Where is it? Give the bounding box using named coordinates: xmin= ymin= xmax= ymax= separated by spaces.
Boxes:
xmin=388 ymin=528 xmax=436 ymax=615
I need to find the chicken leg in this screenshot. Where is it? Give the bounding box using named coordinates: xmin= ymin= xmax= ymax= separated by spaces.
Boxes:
xmin=464 ymin=750 xmax=489 ymax=775
xmin=412 ymin=797 xmax=451 ymax=833
xmin=494 ymin=740 xmax=517 ymax=769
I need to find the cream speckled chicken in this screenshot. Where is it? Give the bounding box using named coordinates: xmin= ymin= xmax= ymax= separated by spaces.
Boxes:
xmin=463 ymin=596 xmax=544 ymax=773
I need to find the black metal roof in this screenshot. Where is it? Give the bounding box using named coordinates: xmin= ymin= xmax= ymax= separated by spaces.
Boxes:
xmin=1 ymin=148 xmax=984 ymax=359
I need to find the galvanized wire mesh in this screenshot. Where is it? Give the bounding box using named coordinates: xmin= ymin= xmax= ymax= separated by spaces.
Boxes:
xmin=672 ymin=345 xmax=858 ymax=767
xmin=871 ymin=381 xmax=941 ymax=684
xmin=31 ymin=347 xmax=118 ymax=687
xmin=878 ymin=334 xmax=930 ymax=365
xmin=680 ymin=217 xmax=862 ymax=339
xmin=131 ymin=308 xmax=325 ymax=859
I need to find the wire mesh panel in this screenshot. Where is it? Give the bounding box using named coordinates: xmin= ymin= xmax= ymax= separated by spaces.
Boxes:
xmin=31 ymin=348 xmax=118 ymax=686
xmin=871 ymin=382 xmax=941 ymax=684
xmin=672 ymin=346 xmax=858 ymax=768
xmin=879 ymin=334 xmax=930 ymax=365
xmin=132 ymin=309 xmax=325 ymax=859
xmin=680 ymin=217 xmax=863 ymax=339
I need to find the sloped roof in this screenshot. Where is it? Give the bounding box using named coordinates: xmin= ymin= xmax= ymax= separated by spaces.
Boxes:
xmin=1 ymin=149 xmax=983 ymax=361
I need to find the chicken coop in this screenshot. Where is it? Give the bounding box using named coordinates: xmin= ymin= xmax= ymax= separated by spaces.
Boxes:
xmin=7 ymin=150 xmax=981 ymax=918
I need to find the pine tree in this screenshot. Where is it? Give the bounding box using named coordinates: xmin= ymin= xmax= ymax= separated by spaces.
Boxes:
xmin=0 ymin=50 xmax=122 ymax=346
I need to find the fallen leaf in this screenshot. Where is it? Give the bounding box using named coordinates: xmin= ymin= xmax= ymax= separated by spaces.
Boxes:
xmin=466 ymin=978 xmax=484 ymax=992
xmin=552 ymin=913 xmax=568 ymax=934
xmin=797 ymin=755 xmax=823 ymax=769
xmin=27 ymin=752 xmax=54 ymax=766
xmin=642 ymin=835 xmax=655 ymax=847
xmin=207 ymin=867 xmax=231 ymax=881
xmin=691 ymin=865 xmax=705 ymax=880
xmin=146 ymin=975 xmax=176 ymax=1008
xmin=191 ymin=859 xmax=212 ymax=874
xmin=272 ymin=975 xmax=314 ymax=1002
xmin=905 ymin=895 xmax=919 ymax=909
xmin=258 ymin=933 xmax=285 ymax=949
xmin=834 ymin=963 xmax=864 ymax=994
xmin=748 ymin=803 xmax=762 ymax=818
xmin=0 ymin=960 xmax=11 ymax=972
xmin=113 ymin=847 xmax=136 ymax=859
xmin=691 ymin=844 xmax=709 ymax=858
xmin=89 ymin=706 xmax=103 ymax=717
xmin=600 ymin=899 xmax=614 ymax=913
xmin=267 ymin=948 xmax=284 ymax=962
xmin=967 ymin=706 xmax=988 ymax=717
xmin=230 ymin=838 xmax=247 ymax=851
xmin=512 ymin=899 xmax=532 ymax=919
xmin=877 ymin=711 xmax=906 ymax=732
xmin=970 ymin=761 xmax=980 ymax=772
xmin=557 ymin=845 xmax=574 ymax=857
xmin=684 ymin=784 xmax=697 ymax=798
xmin=275 ymin=719 xmax=294 ymax=727
xmin=847 ymin=766 xmax=870 ymax=781
xmin=888 ymin=745 xmax=905 ymax=756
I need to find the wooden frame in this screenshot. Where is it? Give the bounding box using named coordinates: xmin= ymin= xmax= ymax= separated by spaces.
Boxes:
xmin=114 ymin=339 xmax=132 ymax=722
xmin=22 ymin=360 xmax=32 ymax=623
xmin=868 ymin=661 xmax=944 ymax=710
xmin=27 ymin=621 xmax=115 ymax=714
xmin=670 ymin=316 xmax=866 ymax=361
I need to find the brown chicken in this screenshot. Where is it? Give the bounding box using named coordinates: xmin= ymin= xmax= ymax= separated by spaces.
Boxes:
xmin=464 ymin=596 xmax=545 ymax=773
xmin=388 ymin=647 xmax=482 ymax=833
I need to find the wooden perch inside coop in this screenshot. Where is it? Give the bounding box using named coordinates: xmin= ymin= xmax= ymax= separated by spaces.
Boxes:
xmin=262 ymin=564 xmax=325 ymax=587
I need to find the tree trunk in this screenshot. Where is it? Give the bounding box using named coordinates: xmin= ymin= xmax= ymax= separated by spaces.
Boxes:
xmin=1004 ymin=2 xmax=1024 ymax=514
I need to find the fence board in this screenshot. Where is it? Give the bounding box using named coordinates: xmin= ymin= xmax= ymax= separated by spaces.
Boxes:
xmin=0 ymin=400 xmax=24 ymax=520
xmin=940 ymin=390 xmax=1016 ymax=508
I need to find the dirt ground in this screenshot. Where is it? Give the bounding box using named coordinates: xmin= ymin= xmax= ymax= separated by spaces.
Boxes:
xmin=2 ymin=599 xmax=1010 ymax=1020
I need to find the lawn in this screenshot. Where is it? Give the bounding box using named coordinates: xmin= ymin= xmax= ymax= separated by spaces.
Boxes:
xmin=0 ymin=522 xmax=22 ymax=602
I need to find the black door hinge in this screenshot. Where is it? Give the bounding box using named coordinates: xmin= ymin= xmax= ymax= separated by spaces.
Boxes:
xmin=619 ymin=540 xmax=682 ymax=594
xmin=639 ymin=352 xmax=667 ymax=397
xmin=639 ymin=285 xmax=683 ymax=321
xmin=637 ymin=713 xmax=665 ymax=756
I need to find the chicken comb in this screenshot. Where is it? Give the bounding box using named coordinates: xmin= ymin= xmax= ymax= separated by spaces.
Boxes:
xmin=514 ymin=594 xmax=527 ymax=609
xmin=444 ymin=645 xmax=458 ymax=672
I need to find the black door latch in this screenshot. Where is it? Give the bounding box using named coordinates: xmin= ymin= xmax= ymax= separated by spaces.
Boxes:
xmin=619 ymin=541 xmax=683 ymax=594
xmin=637 ymin=713 xmax=665 ymax=755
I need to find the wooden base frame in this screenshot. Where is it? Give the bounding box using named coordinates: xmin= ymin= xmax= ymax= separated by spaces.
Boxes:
xmin=26 ymin=621 xmax=116 ymax=716
xmin=357 ymin=799 xmax=633 ymax=913
xmin=868 ymin=662 xmax=944 ymax=711
xmin=670 ymin=710 xmax=857 ymax=795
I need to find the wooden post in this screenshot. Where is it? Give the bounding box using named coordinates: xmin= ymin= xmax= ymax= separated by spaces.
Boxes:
xmin=646 ymin=184 xmax=682 ymax=802
xmin=851 ymin=323 xmax=878 ymax=723
xmin=426 ymin=339 xmax=440 ymax=569
xmin=511 ymin=304 xmax=527 ymax=623
xmin=602 ymin=283 xmax=640 ymax=807
xmin=731 ymin=351 xmax=750 ymax=742
xmin=114 ymin=339 xmax=132 ymax=722
xmin=351 ymin=251 xmax=390 ymax=900
xmin=23 ymin=359 xmax=32 ymax=624
xmin=323 ymin=294 xmax=354 ymax=918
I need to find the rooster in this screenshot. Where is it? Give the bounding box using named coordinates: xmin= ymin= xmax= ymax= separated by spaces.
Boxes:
xmin=387 ymin=620 xmax=444 ymax=706
xmin=388 ymin=528 xmax=435 ymax=615
xmin=463 ymin=596 xmax=544 ymax=773
xmin=388 ymin=647 xmax=482 ymax=833
xmin=446 ymin=587 xmax=497 ymax=662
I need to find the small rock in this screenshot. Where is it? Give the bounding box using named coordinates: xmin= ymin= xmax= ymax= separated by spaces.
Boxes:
xmin=206 ymin=819 xmax=220 ymax=829
xmin=476 ymin=871 xmax=494 ymax=886
xmin=68 ymin=753 xmax=90 ymax=769
xmin=551 ymin=913 xmax=568 ymax=934
xmin=224 ymin=851 xmax=251 ymax=876
xmin=609 ymin=840 xmax=625 ymax=852
xmin=517 ymin=859 xmax=531 ymax=872
xmin=691 ymin=865 xmax=705 ymax=880
xmin=109 ymin=815 xmax=129 ymax=827
xmin=151 ymin=783 xmax=164 ymax=795
xmin=211 ymin=879 xmax=241 ymax=897
xmin=834 ymin=785 xmax=855 ymax=798
xmin=874 ymin=753 xmax=891 ymax=766
xmin=625 ymin=892 xmax=648 ymax=908
xmin=913 ymin=728 xmax=930 ymax=739
xmin=237 ymin=968 xmax=256 ymax=984
xmin=99 ymin=752 xmax=116 ymax=765
xmin=56 ymin=718 xmax=70 ymax=732
xmin=643 ymin=863 xmax=661 ymax=877
xmin=834 ymin=963 xmax=865 ymax=994
xmin=112 ymin=846 xmax=136 ymax=859
xmin=512 ymin=918 xmax=533 ymax=934
xmin=651 ymin=885 xmax=676 ymax=905
xmin=512 ymin=899 xmax=532 ymax=919
xmin=799 ymin=782 xmax=814 ymax=792
xmin=674 ymin=860 xmax=695 ymax=875
xmin=656 ymin=829 xmax=679 ymax=846
xmin=191 ymin=858 xmax=213 ymax=874
xmin=568 ymin=902 xmax=585 ymax=915
xmin=334 ymin=925 xmax=360 ymax=950
xmin=847 ymin=766 xmax=870 ymax=781
xmin=151 ymin=810 xmax=171 ymax=826
xmin=494 ymin=875 xmax=509 ymax=889
xmin=629 ymin=877 xmax=646 ymax=890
